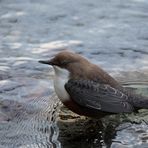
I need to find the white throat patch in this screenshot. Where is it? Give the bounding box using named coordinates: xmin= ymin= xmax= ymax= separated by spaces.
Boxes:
xmin=53 ymin=66 xmax=70 ymax=102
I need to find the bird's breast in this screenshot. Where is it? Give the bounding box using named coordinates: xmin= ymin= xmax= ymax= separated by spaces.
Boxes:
xmin=53 ymin=73 xmax=70 ymax=102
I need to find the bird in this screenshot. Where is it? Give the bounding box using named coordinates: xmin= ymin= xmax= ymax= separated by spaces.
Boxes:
xmin=39 ymin=51 xmax=148 ymax=118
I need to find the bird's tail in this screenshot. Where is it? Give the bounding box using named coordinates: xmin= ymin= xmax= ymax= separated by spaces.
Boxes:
xmin=130 ymin=94 xmax=148 ymax=109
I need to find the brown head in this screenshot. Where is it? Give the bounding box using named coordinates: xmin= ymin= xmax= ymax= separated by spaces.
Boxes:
xmin=39 ymin=51 xmax=92 ymax=79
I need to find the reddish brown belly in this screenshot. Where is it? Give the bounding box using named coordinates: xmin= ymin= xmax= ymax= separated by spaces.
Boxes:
xmin=63 ymin=98 xmax=109 ymax=118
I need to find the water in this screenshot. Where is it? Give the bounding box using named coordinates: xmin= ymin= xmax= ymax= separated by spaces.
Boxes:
xmin=0 ymin=0 xmax=148 ymax=147
xmin=0 ymin=93 xmax=61 ymax=148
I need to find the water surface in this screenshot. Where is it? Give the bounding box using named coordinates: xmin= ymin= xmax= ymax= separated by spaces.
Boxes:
xmin=0 ymin=0 xmax=148 ymax=147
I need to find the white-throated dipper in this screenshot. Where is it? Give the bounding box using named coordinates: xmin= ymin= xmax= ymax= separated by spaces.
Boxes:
xmin=39 ymin=51 xmax=148 ymax=118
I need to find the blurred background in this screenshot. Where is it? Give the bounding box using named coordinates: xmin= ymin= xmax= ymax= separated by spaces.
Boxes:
xmin=0 ymin=0 xmax=148 ymax=148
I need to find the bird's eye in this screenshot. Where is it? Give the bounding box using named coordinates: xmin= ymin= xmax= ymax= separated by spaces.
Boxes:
xmin=61 ymin=60 xmax=69 ymax=65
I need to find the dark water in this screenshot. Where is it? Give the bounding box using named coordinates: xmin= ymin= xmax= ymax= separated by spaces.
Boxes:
xmin=0 ymin=0 xmax=148 ymax=147
xmin=110 ymin=84 xmax=148 ymax=148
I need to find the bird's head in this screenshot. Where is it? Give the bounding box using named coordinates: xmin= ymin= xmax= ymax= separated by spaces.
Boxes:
xmin=39 ymin=51 xmax=90 ymax=78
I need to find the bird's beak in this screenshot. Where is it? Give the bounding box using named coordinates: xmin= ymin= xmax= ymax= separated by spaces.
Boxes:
xmin=38 ymin=59 xmax=54 ymax=65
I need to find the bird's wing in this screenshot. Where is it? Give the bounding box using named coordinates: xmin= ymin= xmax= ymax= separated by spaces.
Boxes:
xmin=65 ymin=79 xmax=134 ymax=113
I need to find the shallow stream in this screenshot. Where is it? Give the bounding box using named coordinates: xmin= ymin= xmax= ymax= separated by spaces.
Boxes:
xmin=0 ymin=0 xmax=148 ymax=147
